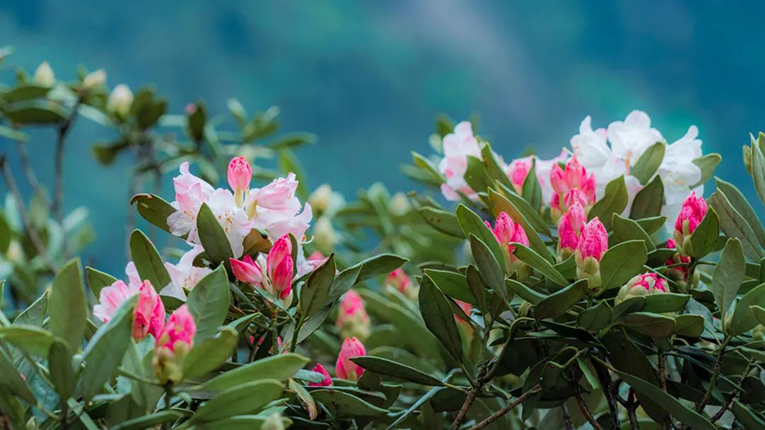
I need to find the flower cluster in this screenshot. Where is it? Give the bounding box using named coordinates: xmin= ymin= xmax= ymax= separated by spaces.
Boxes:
xmin=230 ymin=234 xmax=295 ymax=306
xmin=485 ymin=212 xmax=530 ymax=277
xmin=167 ymin=157 xmax=312 ymax=258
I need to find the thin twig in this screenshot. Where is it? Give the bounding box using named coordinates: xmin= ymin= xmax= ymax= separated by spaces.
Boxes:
xmin=468 ymin=385 xmax=541 ymax=430
xmin=593 ymin=357 xmax=620 ymax=430
xmin=562 ymin=404 xmax=574 ymax=430
xmin=53 ymin=99 xmax=81 ymax=257
xmin=0 ymin=155 xmax=57 ymax=272
xmin=575 ymin=388 xmax=603 ymax=430
xmin=710 ymin=356 xmax=756 ymax=423
xmin=696 ymin=336 xmax=730 ymax=412
xmin=16 ymin=139 xmax=41 ymax=191
xmin=626 ymin=389 xmax=639 ymax=430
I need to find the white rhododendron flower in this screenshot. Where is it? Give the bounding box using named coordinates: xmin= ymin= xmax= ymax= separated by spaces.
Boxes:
xmin=163 ymin=245 xmax=213 ymax=300
xmin=167 ymin=160 xmax=313 ymax=257
xmin=439 ymin=121 xmax=482 ymax=201
xmin=570 ymin=111 xmax=703 ymax=227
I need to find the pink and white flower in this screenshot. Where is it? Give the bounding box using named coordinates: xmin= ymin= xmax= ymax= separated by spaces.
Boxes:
xmin=132 ymin=281 xmax=166 ymax=341
xmin=439 ymin=121 xmax=482 ymax=201
xmin=163 ymin=245 xmax=212 ymax=300
xmin=549 ymin=157 xmax=596 ymax=221
xmin=335 ymin=337 xmax=366 ymax=381
xmin=155 ymin=304 xmax=196 ymax=352
xmin=167 ymin=162 xmax=215 ymax=241
xmin=93 ymin=262 xmax=143 ymax=323
xmin=504 ymin=151 xmax=568 ymax=204
xmin=246 ymin=173 xmax=313 ymax=241
xmin=229 ymin=234 xmax=295 ymax=305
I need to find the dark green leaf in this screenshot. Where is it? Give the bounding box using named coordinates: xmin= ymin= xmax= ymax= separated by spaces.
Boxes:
xmin=521 ymin=159 xmax=543 ymax=210
xmin=623 ymin=312 xmax=676 ymax=338
xmin=49 ymin=258 xmax=87 ymax=351
xmin=419 ymin=276 xmax=462 ymax=363
xmin=630 ymin=175 xmax=664 ymax=219
xmin=201 ymin=353 xmax=309 ymax=391
xmin=311 ymin=389 xmax=389 ymax=417
xmin=689 ymin=207 xmax=720 ymax=259
xmin=192 ymin=380 xmax=284 ymax=422
xmin=489 ymin=188 xmax=553 ymax=261
xmin=728 ymin=283 xmax=765 ymax=336
xmin=600 ymin=240 xmax=648 ymax=290
xmin=86 ymin=267 xmax=117 ymax=297
xmin=463 ymin=156 xmax=493 ymax=196
xmin=418 ymin=207 xmax=463 ymax=237
xmin=709 ymin=190 xmax=763 ymax=261
xmin=673 ymin=314 xmax=704 ymax=337
xmin=457 ymin=204 xmax=506 ymax=273
xmin=424 ymin=269 xmax=475 ymax=304
xmin=577 ymin=301 xmax=612 ymax=332
xmin=351 ymin=356 xmax=444 ymax=386
xmin=613 ymin=214 xmax=655 ymax=250
xmin=731 ymin=399 xmax=765 ymax=430
xmin=692 ymin=154 xmax=721 ymax=188
xmin=48 ymin=339 xmax=75 ymax=399
xmin=110 ymin=411 xmax=190 ymax=430
xmin=469 ymin=235 xmax=507 ymax=300
xmin=197 ymin=203 xmax=234 ymax=265
xmin=642 ymin=293 xmax=690 ymax=313
xmin=301 ymin=255 xmax=336 ymax=317
xmin=182 ymin=328 xmax=238 ymax=381
xmin=0 ymin=325 xmax=53 ymax=356
xmin=505 ymin=279 xmax=546 ymax=305
xmin=534 ymin=279 xmax=587 ymax=320
xmin=129 ymin=229 xmax=171 ymax=291
xmin=355 ymin=254 xmax=408 ymax=284
xmin=6 ymin=100 xmax=68 ymax=125
xmin=512 ymin=243 xmax=568 ymax=286
xmin=715 ymin=177 xmax=765 ymax=248
xmin=187 ymin=265 xmax=230 ymax=342
xmin=589 ymin=176 xmax=628 ymax=229
xmin=130 ymin=194 xmax=175 ymax=234
xmin=712 ymin=238 xmax=745 ymax=322
xmin=632 ymin=142 xmax=665 ymax=185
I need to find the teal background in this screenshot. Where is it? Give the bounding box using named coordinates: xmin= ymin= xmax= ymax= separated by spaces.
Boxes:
xmin=1 ymin=2 xmax=764 ymax=274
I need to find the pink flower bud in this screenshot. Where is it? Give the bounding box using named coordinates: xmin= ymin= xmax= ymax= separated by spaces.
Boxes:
xmin=227 ymin=156 xmax=252 ymax=193
xmin=575 ymin=217 xmax=608 ymax=288
xmin=230 ymin=254 xmax=263 ymax=284
xmin=309 ymin=363 xmax=333 ymax=387
xmin=674 ymin=192 xmax=707 ymax=236
xmin=549 ymin=157 xmax=596 ymax=221
xmin=156 ymin=305 xmax=196 ymax=352
xmin=557 ymin=202 xmax=586 ymax=260
xmin=665 ymin=239 xmax=694 ymax=290
xmin=616 ymin=273 xmax=668 ymax=304
xmin=508 ymin=159 xmax=531 ymax=192
xmin=673 ymin=192 xmax=708 ymax=257
xmin=550 ymin=163 xmax=567 ymax=196
xmin=133 ymin=281 xmax=165 ymax=341
xmin=485 ymin=212 xmax=529 ymax=275
xmin=267 ymin=235 xmax=293 ymax=277
xmin=456 ymin=300 xmax=473 ymax=322
xmin=271 ymin=255 xmax=294 ymax=300
xmin=335 ymin=337 xmax=366 ymax=381
xmin=385 ymin=268 xmax=412 ymax=294
xmin=336 ymin=290 xmax=370 ymax=339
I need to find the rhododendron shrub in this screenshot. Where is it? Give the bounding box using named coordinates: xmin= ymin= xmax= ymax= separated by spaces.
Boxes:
xmin=4 ymin=57 xmax=765 ymax=430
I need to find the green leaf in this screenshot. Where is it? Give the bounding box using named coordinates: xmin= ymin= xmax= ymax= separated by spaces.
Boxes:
xmin=642 ymin=293 xmax=690 ymax=313
xmin=491 ymin=185 xmax=549 ymax=235
xmin=613 ymin=214 xmax=655 ymax=250
xmin=2 ymin=84 xmax=51 ymax=103
xmin=521 ymin=159 xmax=543 ymax=210
xmin=197 ymin=203 xmax=234 ymax=265
xmin=689 ymin=207 xmax=720 ymax=259
xmin=731 ymin=399 xmax=765 ymax=430
xmin=310 ymin=389 xmax=389 ymax=417
xmin=192 ymin=380 xmax=284 ymax=422
xmin=505 ymin=279 xmax=546 ymax=305
xmin=351 ymin=356 xmax=445 ymax=386
xmin=49 ymin=258 xmax=87 ymax=351
xmin=0 ymin=350 xmax=35 ymax=404
xmin=589 ymin=176 xmax=628 ymax=229
xmin=418 ymin=207 xmax=463 ymax=237
xmin=465 ymin=265 xmax=487 ymax=312
xmin=457 ymin=204 xmax=506 ymax=273
xmin=187 ymin=265 xmax=231 ymax=342
xmin=534 ymin=279 xmax=587 ymax=320
xmin=0 ymin=325 xmax=53 ymax=356
xmin=692 ymin=153 xmax=721 ymax=188
xmin=716 ymin=178 xmax=765 ymax=249
xmin=577 ymin=301 xmax=612 ymax=332
xmin=301 ymin=254 xmax=336 ymax=317
xmin=469 ymin=235 xmax=507 ymax=300
xmin=630 ymin=175 xmax=664 ymax=219
xmin=6 ymin=100 xmax=68 ymax=125
xmin=424 ymin=269 xmax=475 ymax=304
xmin=182 ymin=328 xmax=238 ymax=381
xmin=130 ymin=194 xmax=175 ymax=234
xmin=512 ymin=243 xmax=568 ymax=286
xmin=673 ymin=314 xmax=704 ymax=337
xmin=109 ymin=411 xmax=190 ymax=430
xmin=480 ymin=143 xmax=513 ymax=190
xmin=632 ymin=142 xmax=665 ymax=185
xmin=80 ymin=295 xmax=136 ymax=402
xmin=600 ymin=240 xmax=648 ymax=290
xmin=464 ymin=156 xmax=493 ymax=196
xmin=709 ymin=190 xmax=764 ymax=261
xmin=419 ymin=276 xmax=462 ymax=363
xmin=751 ymin=305 xmax=765 ymax=326
xmin=201 ymin=353 xmax=309 ymax=392
xmin=614 ymin=370 xmax=715 ymax=430
xmin=728 ymin=283 xmax=765 ymax=336
xmin=636 ymin=216 xmax=668 ymax=235
xmin=623 ymin=312 xmax=676 ymax=338
xmin=712 ymin=238 xmax=745 ymax=322
xmin=752 ymin=143 xmax=765 ymax=207
xmin=411 ymin=151 xmax=444 ymax=183
xmin=129 ymin=229 xmax=172 ymax=291
xmin=86 ymin=267 xmax=117 ymax=297
xmin=48 ymin=339 xmax=75 ymax=400
xmin=290 ymin=378 xmax=318 ymax=420
xmin=355 ymin=254 xmax=408 ymax=284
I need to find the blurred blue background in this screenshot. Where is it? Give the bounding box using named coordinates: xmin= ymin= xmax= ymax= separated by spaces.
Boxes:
xmin=1 ymin=1 xmax=764 ymax=274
